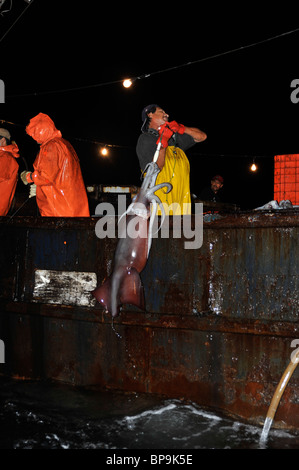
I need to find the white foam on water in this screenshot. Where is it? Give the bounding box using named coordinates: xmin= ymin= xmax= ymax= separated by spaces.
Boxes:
xmin=123 ymin=402 xmax=177 ymax=423
xmin=183 ymin=404 xmax=222 ymax=421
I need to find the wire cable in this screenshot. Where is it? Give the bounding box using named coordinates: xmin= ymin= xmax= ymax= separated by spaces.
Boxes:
xmin=0 ymin=118 xmax=277 ymax=157
xmin=135 ymin=27 xmax=299 ymax=81
xmin=7 ymin=26 xmax=299 ymax=98
xmin=0 ymin=118 xmax=131 ymax=150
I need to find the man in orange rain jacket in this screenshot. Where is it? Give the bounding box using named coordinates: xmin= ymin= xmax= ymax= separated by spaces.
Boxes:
xmin=21 ymin=113 xmax=90 ymax=217
xmin=0 ymin=128 xmax=20 ymax=216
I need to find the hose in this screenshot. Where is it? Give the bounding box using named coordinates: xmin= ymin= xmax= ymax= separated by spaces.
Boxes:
xmin=260 ymin=349 xmax=299 ymax=443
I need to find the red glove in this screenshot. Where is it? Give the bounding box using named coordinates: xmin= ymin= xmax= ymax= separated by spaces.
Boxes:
xmin=156 ymin=123 xmax=174 ymax=148
xmin=167 ymin=120 xmax=185 ymax=134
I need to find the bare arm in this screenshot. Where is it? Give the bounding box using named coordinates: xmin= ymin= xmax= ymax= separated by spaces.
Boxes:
xmin=157 ymin=126 xmax=206 ymax=169
xmin=156 ymin=147 xmax=167 ymax=170
xmin=184 ymin=126 xmax=207 ymax=143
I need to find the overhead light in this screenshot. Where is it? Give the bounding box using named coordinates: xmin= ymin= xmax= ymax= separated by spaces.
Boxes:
xmin=122 ymin=78 xmax=133 ymax=88
xmin=100 ymin=147 xmax=109 ymax=156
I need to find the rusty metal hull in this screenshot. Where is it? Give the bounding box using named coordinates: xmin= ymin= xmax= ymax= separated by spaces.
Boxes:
xmin=1 ymin=212 xmax=299 ymax=429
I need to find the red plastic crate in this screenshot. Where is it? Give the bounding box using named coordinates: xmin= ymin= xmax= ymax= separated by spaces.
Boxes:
xmin=274 ymin=154 xmax=299 ymax=204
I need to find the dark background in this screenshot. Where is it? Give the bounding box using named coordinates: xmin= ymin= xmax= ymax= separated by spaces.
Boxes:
xmin=1 ymin=0 xmax=299 ymax=209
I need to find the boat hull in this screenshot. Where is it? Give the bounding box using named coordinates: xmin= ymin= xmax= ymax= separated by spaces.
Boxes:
xmin=1 ymin=212 xmax=299 ymax=429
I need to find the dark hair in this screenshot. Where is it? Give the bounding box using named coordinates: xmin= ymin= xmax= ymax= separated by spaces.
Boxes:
xmin=141 ymin=104 xmax=159 ymax=132
xmin=145 ymin=104 xmax=157 ymax=118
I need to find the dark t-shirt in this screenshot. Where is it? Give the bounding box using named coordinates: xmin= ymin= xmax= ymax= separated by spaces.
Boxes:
xmin=136 ymin=129 xmax=196 ymax=171
xmin=199 ymin=186 xmax=222 ymax=202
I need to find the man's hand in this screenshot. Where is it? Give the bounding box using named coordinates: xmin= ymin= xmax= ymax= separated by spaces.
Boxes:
xmin=167 ymin=121 xmax=185 ymax=135
xmin=156 ymin=123 xmax=174 ymax=148
xmin=29 ymin=184 xmax=36 ymax=198
xmin=20 ymin=171 xmax=32 ymax=185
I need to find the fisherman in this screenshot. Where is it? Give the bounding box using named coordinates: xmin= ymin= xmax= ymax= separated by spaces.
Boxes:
xmin=20 ymin=113 xmax=90 ymax=217
xmin=199 ymin=175 xmax=224 ymax=203
xmin=0 ymin=128 xmax=20 ymax=216
xmin=136 ymin=105 xmax=207 ymax=214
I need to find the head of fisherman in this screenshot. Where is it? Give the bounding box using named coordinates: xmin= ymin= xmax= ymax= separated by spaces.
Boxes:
xmin=26 ymin=113 xmax=62 ymax=145
xmin=141 ymin=104 xmax=169 ymax=131
xmin=211 ymin=175 xmax=224 ymax=194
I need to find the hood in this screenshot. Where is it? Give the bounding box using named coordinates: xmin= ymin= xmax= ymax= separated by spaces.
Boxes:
xmin=0 ymin=142 xmax=20 ymax=158
xmin=26 ymin=113 xmax=62 ymax=144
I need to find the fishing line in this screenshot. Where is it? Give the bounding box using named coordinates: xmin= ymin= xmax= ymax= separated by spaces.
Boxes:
xmin=0 ymin=0 xmax=35 ymax=44
xmin=111 ymin=317 xmax=122 ymax=339
xmin=7 ymin=195 xmax=31 ymax=220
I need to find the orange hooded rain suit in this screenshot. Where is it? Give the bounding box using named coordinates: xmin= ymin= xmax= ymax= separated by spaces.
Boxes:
xmin=25 ymin=113 xmax=90 ymax=217
xmin=0 ymin=142 xmax=20 ymax=216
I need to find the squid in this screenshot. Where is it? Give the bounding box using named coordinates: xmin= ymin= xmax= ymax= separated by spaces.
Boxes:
xmin=92 ymin=161 xmax=172 ymax=317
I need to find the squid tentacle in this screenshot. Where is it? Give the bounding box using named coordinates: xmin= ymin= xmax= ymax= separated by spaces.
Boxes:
xmin=148 ymin=195 xmax=167 ymax=236
xmin=141 ymin=162 xmax=160 ymax=191
xmin=147 ymin=182 xmax=172 ymax=197
xmin=147 ymin=198 xmax=157 ymax=256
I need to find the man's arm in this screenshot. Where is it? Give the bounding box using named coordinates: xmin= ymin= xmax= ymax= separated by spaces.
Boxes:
xmin=136 ymin=133 xmax=167 ymax=170
xmin=155 ymin=146 xmax=167 ymax=170
xmin=184 ymin=126 xmax=207 ymax=143
xmin=156 ymin=125 xmax=207 ymax=168
xmin=166 ymin=121 xmax=207 ymax=143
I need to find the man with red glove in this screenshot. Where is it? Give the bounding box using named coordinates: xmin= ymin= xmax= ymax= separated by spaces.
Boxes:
xmin=136 ymin=105 xmax=207 ymax=214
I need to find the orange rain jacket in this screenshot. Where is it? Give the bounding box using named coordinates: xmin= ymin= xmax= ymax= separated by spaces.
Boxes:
xmin=0 ymin=143 xmax=20 ymax=216
xmin=26 ymin=113 xmax=90 ymax=217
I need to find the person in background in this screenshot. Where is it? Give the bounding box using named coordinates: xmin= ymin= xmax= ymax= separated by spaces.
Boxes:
xmin=0 ymin=128 xmax=20 ymax=216
xmin=136 ymin=104 xmax=207 ymax=215
xmin=20 ymin=113 xmax=90 ymax=217
xmin=199 ymin=175 xmax=224 ymax=202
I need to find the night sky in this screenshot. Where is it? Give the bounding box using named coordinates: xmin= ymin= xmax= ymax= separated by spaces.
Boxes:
xmin=1 ymin=1 xmax=299 ymax=209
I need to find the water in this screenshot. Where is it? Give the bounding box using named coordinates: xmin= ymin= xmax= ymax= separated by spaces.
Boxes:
xmin=1 ymin=376 xmax=299 ymax=450
xmin=260 ymin=417 xmax=273 ymax=445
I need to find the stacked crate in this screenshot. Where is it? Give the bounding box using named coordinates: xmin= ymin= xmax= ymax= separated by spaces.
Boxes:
xmin=274 ymin=154 xmax=299 ymax=205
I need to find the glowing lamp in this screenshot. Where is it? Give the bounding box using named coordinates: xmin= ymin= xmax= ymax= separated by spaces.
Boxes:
xmin=123 ymin=79 xmax=133 ymax=88
xmin=101 ymin=147 xmax=108 ymax=156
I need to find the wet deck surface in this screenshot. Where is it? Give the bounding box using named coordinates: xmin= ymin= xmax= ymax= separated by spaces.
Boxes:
xmin=1 ymin=376 xmax=299 ymax=450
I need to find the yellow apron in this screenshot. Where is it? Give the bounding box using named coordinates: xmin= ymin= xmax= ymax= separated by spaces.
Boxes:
xmin=155 ymin=146 xmax=191 ymax=215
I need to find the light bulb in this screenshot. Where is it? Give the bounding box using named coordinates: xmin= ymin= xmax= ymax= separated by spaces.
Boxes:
xmin=101 ymin=147 xmax=108 ymax=156
xmin=123 ymin=78 xmax=133 ymax=88
xmin=250 ymin=163 xmax=257 ymax=172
